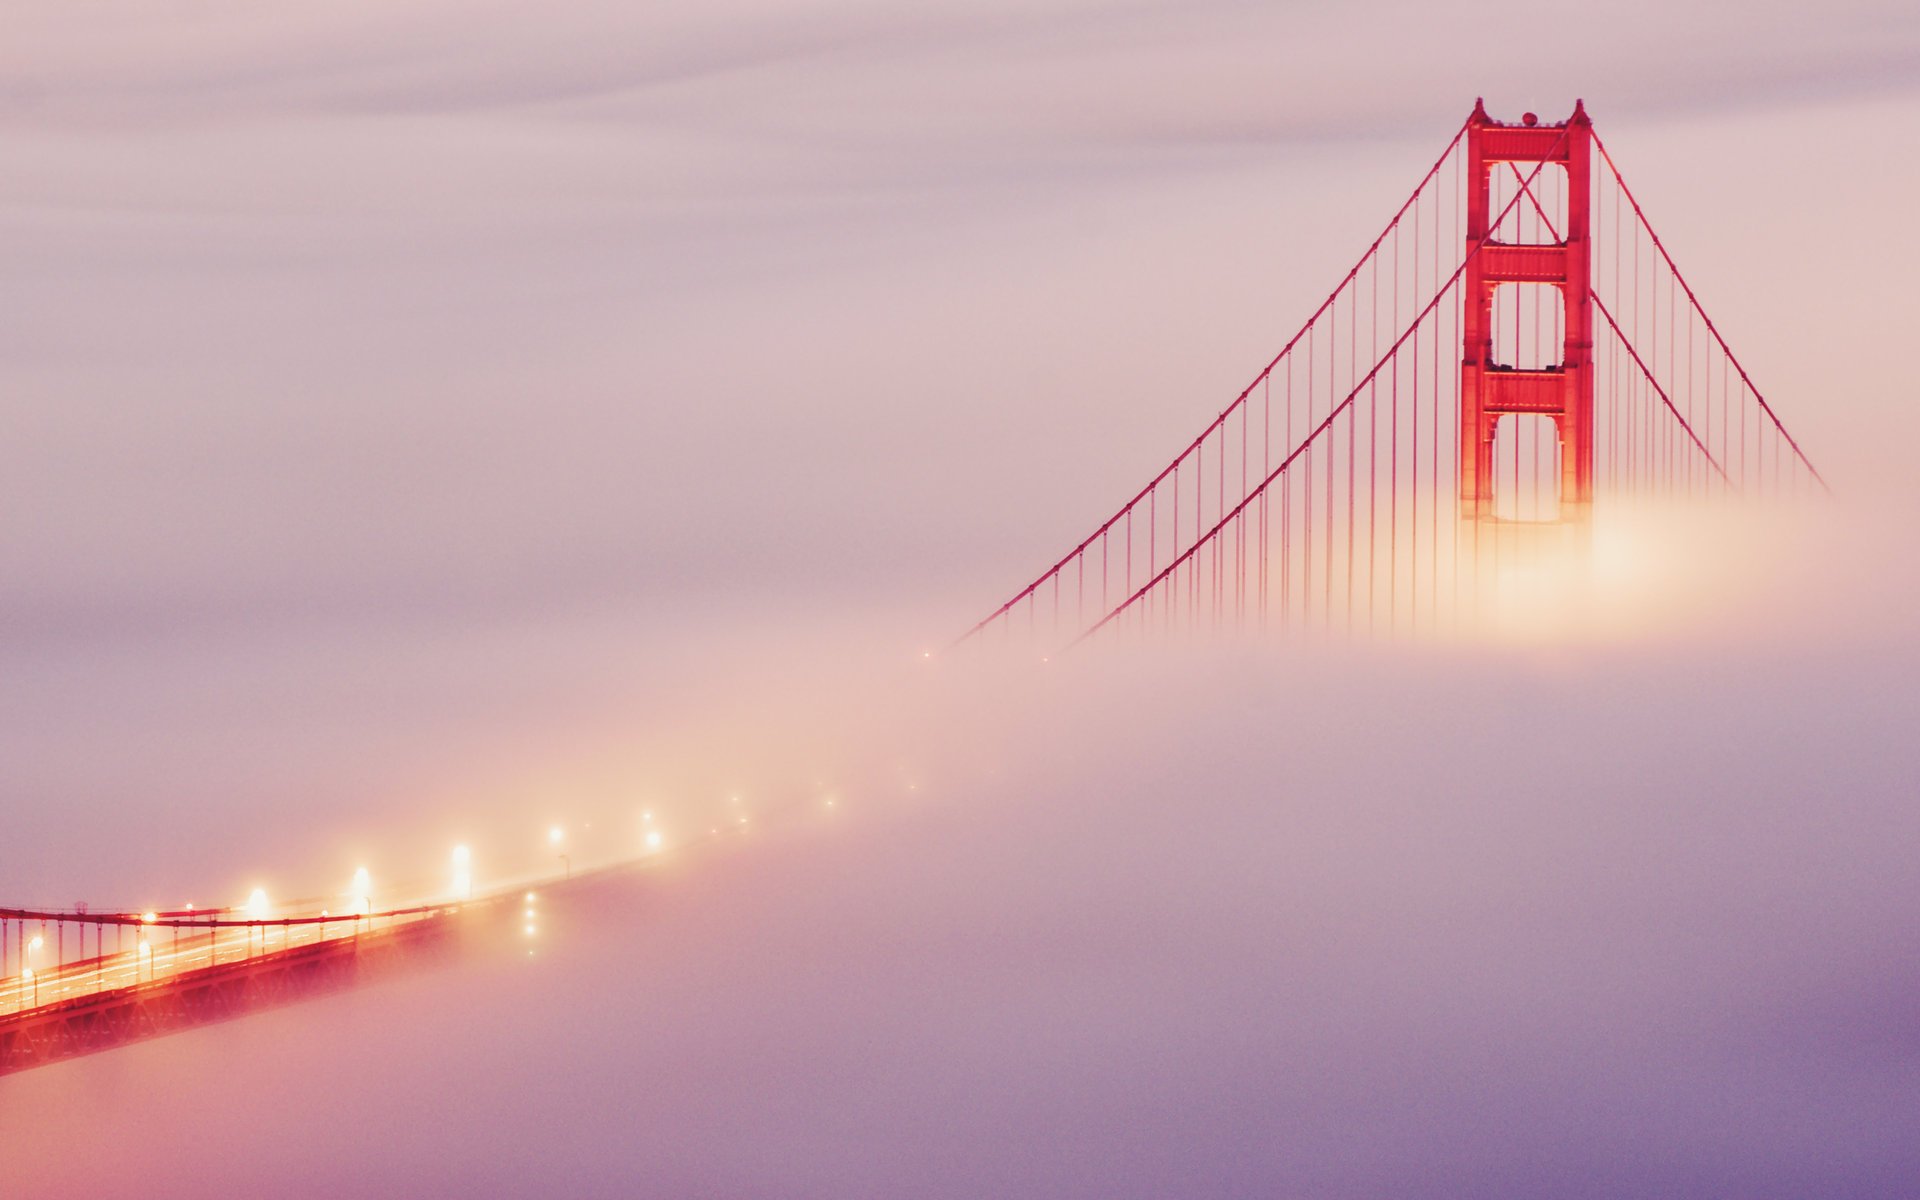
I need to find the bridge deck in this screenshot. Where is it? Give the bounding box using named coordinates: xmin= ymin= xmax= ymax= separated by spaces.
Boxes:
xmin=0 ymin=907 xmax=472 ymax=1077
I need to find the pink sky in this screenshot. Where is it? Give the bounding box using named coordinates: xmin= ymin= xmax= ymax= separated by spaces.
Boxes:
xmin=3 ymin=2 xmax=1918 ymax=1195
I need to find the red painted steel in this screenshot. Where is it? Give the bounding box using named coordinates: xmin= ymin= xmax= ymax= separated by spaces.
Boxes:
xmin=950 ymin=118 xmax=1474 ymax=649
xmin=1072 ymin=136 xmax=1567 ymax=645
xmin=0 ymin=860 xmax=662 ymax=1077
xmin=0 ymin=912 xmax=467 ymax=1078
xmin=951 ymin=98 xmax=1826 ymax=651
xmin=1459 ymin=100 xmax=1594 ymax=523
xmin=1588 ymin=130 xmax=1830 ymax=494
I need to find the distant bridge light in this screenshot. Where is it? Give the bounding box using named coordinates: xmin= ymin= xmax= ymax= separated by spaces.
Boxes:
xmin=451 ymin=845 xmax=473 ymax=901
xmin=644 ymin=829 xmax=664 ymax=852
xmin=245 ymin=889 xmax=270 ymax=920
xmin=140 ymin=911 xmax=158 ymax=925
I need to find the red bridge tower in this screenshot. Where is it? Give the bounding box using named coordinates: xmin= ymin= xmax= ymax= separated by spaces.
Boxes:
xmin=1459 ymin=100 xmax=1593 ymax=523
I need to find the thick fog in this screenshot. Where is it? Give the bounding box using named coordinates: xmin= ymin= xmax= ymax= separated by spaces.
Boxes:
xmin=4 ymin=1 xmax=1919 ymax=1196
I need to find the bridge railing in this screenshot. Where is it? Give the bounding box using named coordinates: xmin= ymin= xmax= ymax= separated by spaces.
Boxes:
xmin=0 ymin=903 xmax=455 ymax=1018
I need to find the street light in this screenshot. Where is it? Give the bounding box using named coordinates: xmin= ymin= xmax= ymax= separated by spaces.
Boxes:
xmin=452 ymin=845 xmax=473 ymax=901
xmin=549 ymin=826 xmax=569 ymax=879
xmin=24 ymin=935 xmax=43 ymax=1006
xmin=246 ymin=888 xmax=270 ymax=956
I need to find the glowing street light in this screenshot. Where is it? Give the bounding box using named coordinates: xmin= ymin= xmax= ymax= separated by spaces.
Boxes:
xmin=349 ymin=868 xmax=372 ymax=916
xmin=243 ymin=888 xmax=271 ymax=955
xmin=24 ymin=935 xmax=43 ymax=1005
xmin=549 ymin=826 xmax=570 ymax=879
xmin=451 ymin=845 xmax=473 ymax=901
xmin=644 ymin=829 xmax=664 ymax=853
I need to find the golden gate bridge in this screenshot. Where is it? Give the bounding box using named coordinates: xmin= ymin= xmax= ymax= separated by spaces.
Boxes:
xmin=958 ymin=99 xmax=1824 ymax=651
xmin=1 ymin=100 xmax=1826 ymax=1078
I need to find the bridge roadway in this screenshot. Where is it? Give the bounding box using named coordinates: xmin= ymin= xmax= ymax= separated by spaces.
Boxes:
xmin=0 ymin=914 xmax=436 ymax=1017
xmin=0 ymin=860 xmax=644 ymax=1078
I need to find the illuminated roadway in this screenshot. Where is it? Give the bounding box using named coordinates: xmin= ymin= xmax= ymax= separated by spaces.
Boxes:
xmin=0 ymin=913 xmax=442 ymax=1017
